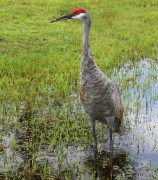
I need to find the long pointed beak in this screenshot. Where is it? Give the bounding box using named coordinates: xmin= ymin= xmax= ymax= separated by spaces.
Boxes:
xmin=50 ymin=13 xmax=73 ymax=23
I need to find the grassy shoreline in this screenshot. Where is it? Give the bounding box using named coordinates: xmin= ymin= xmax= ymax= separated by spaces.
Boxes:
xmin=1 ymin=0 xmax=158 ymax=104
xmin=0 ymin=0 xmax=158 ymax=179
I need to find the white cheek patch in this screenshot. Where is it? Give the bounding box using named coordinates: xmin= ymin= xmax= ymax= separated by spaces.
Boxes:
xmin=72 ymin=13 xmax=85 ymax=20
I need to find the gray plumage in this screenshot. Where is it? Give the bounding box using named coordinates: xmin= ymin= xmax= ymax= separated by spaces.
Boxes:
xmin=80 ymin=10 xmax=123 ymax=131
xmin=50 ymin=8 xmax=123 ymax=165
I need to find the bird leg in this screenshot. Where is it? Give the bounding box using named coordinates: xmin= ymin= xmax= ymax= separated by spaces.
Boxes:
xmin=110 ymin=128 xmax=113 ymax=168
xmin=90 ymin=117 xmax=98 ymax=152
xmin=94 ymin=148 xmax=98 ymax=179
xmin=92 ymin=122 xmax=97 ymax=151
xmin=106 ymin=116 xmax=114 ymax=166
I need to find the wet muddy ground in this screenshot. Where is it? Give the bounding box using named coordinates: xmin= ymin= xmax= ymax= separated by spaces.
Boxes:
xmin=0 ymin=58 xmax=158 ymax=179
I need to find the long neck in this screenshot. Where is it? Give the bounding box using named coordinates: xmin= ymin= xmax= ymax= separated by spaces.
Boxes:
xmin=82 ymin=18 xmax=91 ymax=56
xmin=81 ymin=15 xmax=98 ymax=74
xmin=81 ymin=16 xmax=99 ymax=79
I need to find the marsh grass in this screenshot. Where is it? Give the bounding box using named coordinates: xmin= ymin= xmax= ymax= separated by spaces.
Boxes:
xmin=0 ymin=0 xmax=158 ymax=179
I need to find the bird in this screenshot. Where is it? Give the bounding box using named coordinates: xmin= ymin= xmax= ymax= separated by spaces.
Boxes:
xmin=50 ymin=8 xmax=123 ymax=166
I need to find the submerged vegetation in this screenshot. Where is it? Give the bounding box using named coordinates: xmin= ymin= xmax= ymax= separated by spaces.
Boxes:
xmin=0 ymin=0 xmax=158 ymax=179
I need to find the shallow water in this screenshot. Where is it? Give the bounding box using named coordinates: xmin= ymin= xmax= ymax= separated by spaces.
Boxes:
xmin=37 ymin=59 xmax=158 ymax=179
xmin=68 ymin=59 xmax=158 ymax=179
xmin=0 ymin=58 xmax=158 ymax=179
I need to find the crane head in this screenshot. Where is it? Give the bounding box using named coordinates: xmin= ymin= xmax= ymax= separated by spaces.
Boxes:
xmin=50 ymin=8 xmax=89 ymax=23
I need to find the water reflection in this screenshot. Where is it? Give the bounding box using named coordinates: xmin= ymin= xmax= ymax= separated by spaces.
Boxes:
xmin=0 ymin=59 xmax=158 ymax=179
xmin=84 ymin=150 xmax=129 ymax=180
xmin=84 ymin=59 xmax=158 ymax=179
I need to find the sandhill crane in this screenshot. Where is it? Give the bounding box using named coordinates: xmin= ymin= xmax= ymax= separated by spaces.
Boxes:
xmin=50 ymin=8 xmax=123 ymax=166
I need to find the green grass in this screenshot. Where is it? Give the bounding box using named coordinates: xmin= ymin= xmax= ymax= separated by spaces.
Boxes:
xmin=0 ymin=0 xmax=158 ymax=179
xmin=1 ymin=0 xmax=158 ymax=103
